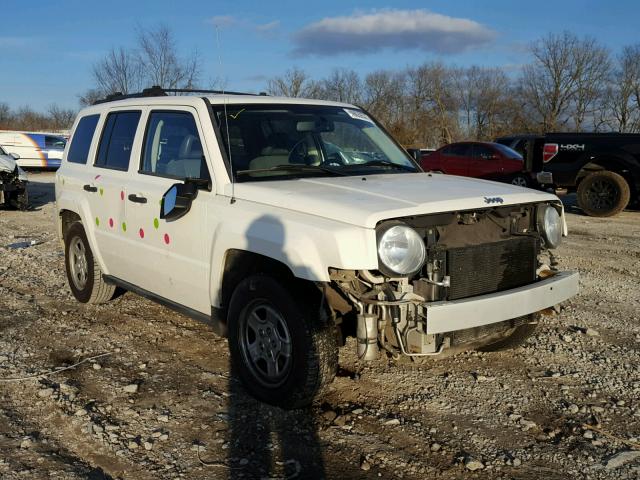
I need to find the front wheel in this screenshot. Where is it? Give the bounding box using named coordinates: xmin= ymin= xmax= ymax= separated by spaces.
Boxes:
xmin=577 ymin=171 xmax=630 ymax=217
xmin=228 ymin=275 xmax=337 ymax=409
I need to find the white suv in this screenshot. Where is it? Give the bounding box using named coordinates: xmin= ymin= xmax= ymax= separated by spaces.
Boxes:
xmin=55 ymin=88 xmax=579 ymax=408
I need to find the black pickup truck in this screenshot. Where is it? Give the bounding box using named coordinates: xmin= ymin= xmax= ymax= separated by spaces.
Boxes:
xmin=496 ymin=133 xmax=640 ymax=217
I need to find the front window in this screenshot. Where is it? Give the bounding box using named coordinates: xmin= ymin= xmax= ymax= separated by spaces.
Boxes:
xmin=214 ymin=104 xmax=419 ymax=181
xmin=492 ymin=143 xmax=523 ymax=160
xmin=45 ymin=135 xmax=67 ymax=149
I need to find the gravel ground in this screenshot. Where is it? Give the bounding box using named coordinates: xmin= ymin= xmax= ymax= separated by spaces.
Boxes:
xmin=0 ymin=172 xmax=639 ymax=479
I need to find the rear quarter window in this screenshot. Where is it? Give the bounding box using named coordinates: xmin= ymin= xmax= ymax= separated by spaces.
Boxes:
xmin=67 ymin=115 xmax=100 ymax=164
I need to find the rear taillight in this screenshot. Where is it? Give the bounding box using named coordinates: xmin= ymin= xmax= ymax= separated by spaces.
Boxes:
xmin=543 ymin=143 xmax=558 ymax=163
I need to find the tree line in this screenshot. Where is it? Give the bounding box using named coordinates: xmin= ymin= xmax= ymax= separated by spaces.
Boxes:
xmin=4 ymin=29 xmax=640 ymax=148
xmin=267 ymin=32 xmax=640 ymax=147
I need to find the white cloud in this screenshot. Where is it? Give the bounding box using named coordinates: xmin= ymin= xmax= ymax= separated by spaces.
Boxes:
xmin=256 ymin=20 xmax=280 ymax=33
xmin=207 ymin=15 xmax=237 ymax=28
xmin=292 ymin=9 xmax=497 ymax=57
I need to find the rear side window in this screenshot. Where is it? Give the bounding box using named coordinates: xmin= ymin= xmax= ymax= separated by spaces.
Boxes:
xmin=95 ymin=111 xmax=141 ymax=170
xmin=67 ymin=115 xmax=99 ymax=164
xmin=45 ymin=135 xmax=66 ymax=149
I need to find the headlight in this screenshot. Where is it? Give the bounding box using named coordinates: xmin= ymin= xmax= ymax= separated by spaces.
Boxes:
xmin=377 ymin=223 xmax=426 ymax=276
xmin=537 ymin=204 xmax=562 ymax=249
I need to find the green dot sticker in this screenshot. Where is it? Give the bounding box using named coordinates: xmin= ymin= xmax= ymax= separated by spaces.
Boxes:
xmin=153 ymin=218 xmax=159 ymax=229
xmin=95 ymin=217 xmax=100 ymax=226
xmin=99 ymin=187 xmax=104 ymax=196
xmin=121 ymin=222 xmax=127 ymax=232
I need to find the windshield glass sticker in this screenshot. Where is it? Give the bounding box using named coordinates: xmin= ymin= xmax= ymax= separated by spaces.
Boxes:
xmin=343 ymin=109 xmax=373 ymax=124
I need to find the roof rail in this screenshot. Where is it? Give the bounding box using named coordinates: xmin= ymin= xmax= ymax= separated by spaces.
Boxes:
xmin=93 ymin=86 xmax=268 ymax=105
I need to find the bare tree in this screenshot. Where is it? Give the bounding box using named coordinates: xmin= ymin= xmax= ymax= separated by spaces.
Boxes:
xmin=137 ymin=25 xmax=200 ymax=89
xmin=362 ymin=70 xmax=406 ymax=140
xmin=317 ymin=69 xmax=363 ymax=104
xmin=92 ymin=47 xmax=142 ymax=95
xmin=571 ymin=39 xmax=610 ymax=130
xmin=47 ymin=104 xmax=77 ymax=130
xmin=266 ymin=68 xmax=319 ymax=97
xmin=78 ymin=88 xmax=104 ymax=107
xmin=0 ymin=102 xmax=11 ymax=129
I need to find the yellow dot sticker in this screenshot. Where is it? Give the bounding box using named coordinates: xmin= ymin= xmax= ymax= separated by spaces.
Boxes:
xmin=122 ymin=222 xmax=127 ymax=232
xmin=153 ymin=218 xmax=159 ymax=229
xmin=95 ymin=217 xmax=100 ymax=226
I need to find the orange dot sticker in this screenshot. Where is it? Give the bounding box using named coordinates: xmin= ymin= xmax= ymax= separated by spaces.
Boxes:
xmin=163 ymin=233 xmax=170 ymax=244
xmin=139 ymin=228 xmax=145 ymax=239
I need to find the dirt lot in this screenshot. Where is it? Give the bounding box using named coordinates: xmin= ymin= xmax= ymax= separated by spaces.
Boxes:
xmin=0 ymin=172 xmax=639 ymax=479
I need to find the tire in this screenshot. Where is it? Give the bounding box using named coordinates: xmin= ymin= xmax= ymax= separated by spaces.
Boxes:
xmin=227 ymin=274 xmax=338 ymax=409
xmin=64 ymin=222 xmax=115 ymax=304
xmin=478 ymin=315 xmax=539 ymax=352
xmin=510 ymin=174 xmax=530 ymax=188
xmin=577 ymin=171 xmax=630 ymax=217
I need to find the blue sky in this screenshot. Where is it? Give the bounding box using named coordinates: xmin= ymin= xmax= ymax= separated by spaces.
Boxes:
xmin=1 ymin=0 xmax=639 ymax=111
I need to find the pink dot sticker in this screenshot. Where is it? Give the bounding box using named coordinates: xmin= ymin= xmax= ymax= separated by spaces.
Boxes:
xmin=120 ymin=190 xmax=125 ymax=200
xmin=94 ymin=174 xmax=101 ymax=180
xmin=163 ymin=233 xmax=170 ymax=244
xmin=108 ymin=218 xmax=114 ymax=228
xmin=139 ymin=228 xmax=145 ymax=239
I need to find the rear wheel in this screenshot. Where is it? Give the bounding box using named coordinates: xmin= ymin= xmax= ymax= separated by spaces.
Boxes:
xmin=510 ymin=174 xmax=530 ymax=188
xmin=478 ymin=314 xmax=539 ymax=352
xmin=228 ymin=275 xmax=338 ymax=409
xmin=577 ymin=171 xmax=630 ymax=217
xmin=64 ymin=222 xmax=115 ymax=304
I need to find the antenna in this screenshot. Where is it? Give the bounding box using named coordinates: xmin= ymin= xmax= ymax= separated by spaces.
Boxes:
xmin=215 ymin=24 xmax=235 ymax=204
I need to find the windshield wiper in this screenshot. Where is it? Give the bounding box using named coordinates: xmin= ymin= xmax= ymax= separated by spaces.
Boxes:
xmin=342 ymin=160 xmax=417 ymax=172
xmin=236 ymin=164 xmax=348 ymax=177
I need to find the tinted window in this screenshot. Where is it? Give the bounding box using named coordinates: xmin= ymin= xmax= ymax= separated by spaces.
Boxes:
xmin=443 ymin=144 xmax=470 ymax=156
xmin=67 ymin=115 xmax=99 ymax=164
xmin=493 ymin=143 xmax=523 ymax=159
xmin=473 ymin=144 xmax=495 ymax=159
xmin=45 ymin=135 xmax=66 ymax=149
xmin=141 ymin=111 xmax=209 ymax=179
xmin=96 ymin=111 xmax=141 ymax=170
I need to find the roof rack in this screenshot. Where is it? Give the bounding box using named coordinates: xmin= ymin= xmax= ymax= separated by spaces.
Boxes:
xmin=93 ymin=85 xmax=268 ymax=105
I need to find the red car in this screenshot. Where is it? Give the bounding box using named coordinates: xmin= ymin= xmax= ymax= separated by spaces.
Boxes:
xmin=420 ymin=141 xmax=531 ymax=187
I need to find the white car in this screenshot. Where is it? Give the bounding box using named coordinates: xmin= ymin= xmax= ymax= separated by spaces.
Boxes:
xmin=55 ymin=88 xmax=579 ymax=408
xmin=0 ymin=131 xmax=66 ymax=168
xmin=0 ymin=145 xmax=28 ymax=209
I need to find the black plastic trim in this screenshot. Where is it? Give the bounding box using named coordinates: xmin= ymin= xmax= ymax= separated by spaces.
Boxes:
xmin=103 ymin=275 xmax=227 ymax=337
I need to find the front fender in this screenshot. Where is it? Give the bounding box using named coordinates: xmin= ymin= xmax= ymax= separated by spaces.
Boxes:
xmin=206 ymin=201 xmax=378 ymax=307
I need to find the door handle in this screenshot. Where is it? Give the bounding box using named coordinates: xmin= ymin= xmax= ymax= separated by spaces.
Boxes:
xmin=128 ymin=194 xmax=147 ymax=204
xmin=83 ymin=184 xmax=97 ymax=192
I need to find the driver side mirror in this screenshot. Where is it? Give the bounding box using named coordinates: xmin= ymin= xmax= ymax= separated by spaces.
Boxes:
xmin=160 ymin=181 xmax=199 ymax=221
xmin=9 ymin=152 xmax=20 ymax=160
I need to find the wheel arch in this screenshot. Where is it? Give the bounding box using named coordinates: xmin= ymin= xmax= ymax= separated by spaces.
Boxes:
xmin=576 ymin=155 xmax=638 ymax=194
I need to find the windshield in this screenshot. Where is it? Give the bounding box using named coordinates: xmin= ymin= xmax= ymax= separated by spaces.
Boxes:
xmin=214 ymin=104 xmax=419 ymax=181
xmin=492 ymin=142 xmax=523 ymax=160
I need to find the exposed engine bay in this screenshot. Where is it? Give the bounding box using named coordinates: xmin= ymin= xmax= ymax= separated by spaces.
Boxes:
xmin=0 ymin=153 xmax=28 ymax=210
xmin=327 ymin=202 xmax=560 ymax=359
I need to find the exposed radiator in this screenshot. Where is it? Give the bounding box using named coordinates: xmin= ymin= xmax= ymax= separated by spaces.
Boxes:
xmin=446 ymin=237 xmax=538 ymax=300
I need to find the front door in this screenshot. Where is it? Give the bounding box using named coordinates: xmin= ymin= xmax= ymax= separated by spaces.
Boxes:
xmin=122 ymin=108 xmax=213 ymax=314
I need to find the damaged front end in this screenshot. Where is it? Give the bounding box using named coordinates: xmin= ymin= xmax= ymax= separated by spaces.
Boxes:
xmin=328 ymin=202 xmax=579 ymax=360
xmin=0 ymin=155 xmax=29 ymax=210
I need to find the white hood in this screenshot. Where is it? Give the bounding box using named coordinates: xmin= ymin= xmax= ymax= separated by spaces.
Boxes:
xmin=230 ymin=172 xmax=559 ymax=228
xmin=0 ymin=154 xmax=28 ymax=181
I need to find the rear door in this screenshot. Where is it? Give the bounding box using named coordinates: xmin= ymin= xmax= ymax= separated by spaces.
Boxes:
xmin=122 ymin=107 xmax=213 ymax=314
xmin=86 ymin=109 xmax=143 ymax=279
xmin=441 ymin=144 xmax=470 ymax=176
xmin=469 ymin=143 xmax=501 ymax=179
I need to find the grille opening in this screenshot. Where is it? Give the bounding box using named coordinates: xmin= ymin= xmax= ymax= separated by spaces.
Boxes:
xmin=445 ymin=237 xmax=538 ymax=301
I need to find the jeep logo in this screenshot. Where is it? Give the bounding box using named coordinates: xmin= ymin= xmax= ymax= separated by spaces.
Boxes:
xmin=484 ymin=197 xmax=504 ymax=204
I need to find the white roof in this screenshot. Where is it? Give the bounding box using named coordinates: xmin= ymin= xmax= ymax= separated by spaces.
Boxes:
xmin=79 ymin=94 xmax=355 ymax=114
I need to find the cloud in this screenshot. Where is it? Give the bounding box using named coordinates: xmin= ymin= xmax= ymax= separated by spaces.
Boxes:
xmin=256 ymin=20 xmax=281 ymax=38
xmin=207 ymin=15 xmax=237 ymax=28
xmin=292 ymin=9 xmax=497 ymax=57
xmin=0 ymin=36 xmax=35 ymax=49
